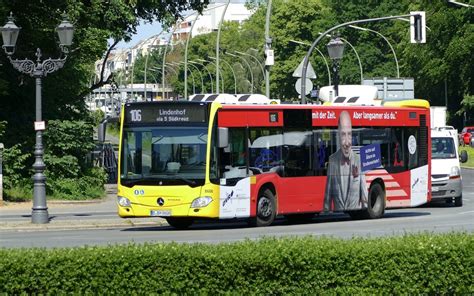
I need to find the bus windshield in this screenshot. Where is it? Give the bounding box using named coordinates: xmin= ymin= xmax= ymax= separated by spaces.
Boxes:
xmin=431 ymin=137 xmax=456 ymax=159
xmin=120 ymin=126 xmax=208 ymax=187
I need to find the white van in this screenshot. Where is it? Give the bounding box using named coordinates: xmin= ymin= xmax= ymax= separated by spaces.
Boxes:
xmin=431 ymin=128 xmax=468 ymax=206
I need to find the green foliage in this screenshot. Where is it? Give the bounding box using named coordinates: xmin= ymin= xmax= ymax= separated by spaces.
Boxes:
xmin=91 ymin=109 xmax=105 ymax=126
xmin=0 ymin=233 xmax=472 ymax=294
xmin=3 ymin=185 xmax=32 ymax=202
xmin=2 ymin=144 xmax=31 ymax=189
xmin=46 ymin=167 xmax=107 ymax=200
xmin=43 ymin=120 xmax=95 ymax=164
xmin=41 ymin=120 xmax=105 ymax=200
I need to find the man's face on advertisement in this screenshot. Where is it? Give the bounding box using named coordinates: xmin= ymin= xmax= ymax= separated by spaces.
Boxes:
xmin=339 ymin=112 xmax=352 ymax=159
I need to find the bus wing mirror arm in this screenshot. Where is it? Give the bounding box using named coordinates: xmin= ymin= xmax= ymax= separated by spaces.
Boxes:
xmin=218 ymin=127 xmax=229 ymax=148
xmin=98 ymin=119 xmax=107 ymax=143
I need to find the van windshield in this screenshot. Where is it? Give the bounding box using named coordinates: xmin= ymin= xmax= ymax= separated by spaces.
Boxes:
xmin=431 ymin=137 xmax=456 ymax=159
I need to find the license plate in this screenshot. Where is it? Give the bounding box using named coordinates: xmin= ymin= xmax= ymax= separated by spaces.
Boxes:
xmin=432 ymin=187 xmax=439 ymax=192
xmin=150 ymin=210 xmax=171 ymax=217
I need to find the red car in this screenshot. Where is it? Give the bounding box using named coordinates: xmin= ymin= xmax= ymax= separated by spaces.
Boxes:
xmin=460 ymin=126 xmax=474 ymax=146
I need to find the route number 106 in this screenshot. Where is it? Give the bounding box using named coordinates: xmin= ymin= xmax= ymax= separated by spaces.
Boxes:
xmin=130 ymin=110 xmax=142 ymax=122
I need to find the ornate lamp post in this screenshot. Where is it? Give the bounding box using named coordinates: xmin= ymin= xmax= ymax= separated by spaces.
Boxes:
xmin=1 ymin=13 xmax=74 ymax=224
xmin=326 ymin=36 xmax=344 ymax=98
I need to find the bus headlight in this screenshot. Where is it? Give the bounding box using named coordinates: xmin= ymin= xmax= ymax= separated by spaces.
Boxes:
xmin=449 ymin=166 xmax=461 ymax=179
xmin=117 ymin=196 xmax=131 ymax=207
xmin=191 ymin=196 xmax=213 ymax=208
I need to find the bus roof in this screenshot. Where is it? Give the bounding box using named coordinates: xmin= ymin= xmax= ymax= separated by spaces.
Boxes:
xmin=188 ymin=93 xmax=279 ymax=105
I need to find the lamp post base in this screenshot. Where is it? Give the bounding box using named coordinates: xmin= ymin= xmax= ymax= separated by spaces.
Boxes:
xmin=31 ymin=208 xmax=49 ymax=224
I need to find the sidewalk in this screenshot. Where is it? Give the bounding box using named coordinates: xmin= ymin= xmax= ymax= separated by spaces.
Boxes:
xmin=0 ymin=184 xmax=167 ymax=231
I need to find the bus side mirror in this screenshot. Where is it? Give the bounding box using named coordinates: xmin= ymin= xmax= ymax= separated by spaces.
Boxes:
xmin=218 ymin=127 xmax=229 ymax=148
xmin=98 ymin=120 xmax=107 ymax=143
xmin=459 ymin=150 xmax=468 ymax=163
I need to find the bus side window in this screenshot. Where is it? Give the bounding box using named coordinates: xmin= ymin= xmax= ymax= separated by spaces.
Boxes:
xmin=218 ymin=128 xmax=248 ymax=182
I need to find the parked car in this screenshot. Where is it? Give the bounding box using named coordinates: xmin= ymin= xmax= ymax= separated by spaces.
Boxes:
xmin=460 ymin=126 xmax=474 ymax=146
xmin=431 ymin=128 xmax=468 ymax=206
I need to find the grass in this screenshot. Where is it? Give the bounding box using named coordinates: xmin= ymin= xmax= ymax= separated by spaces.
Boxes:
xmin=3 ymin=186 xmax=32 ymax=202
xmin=459 ymin=145 xmax=474 ymax=168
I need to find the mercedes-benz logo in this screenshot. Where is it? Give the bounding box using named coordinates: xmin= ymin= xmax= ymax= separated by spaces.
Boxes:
xmin=157 ymin=198 xmax=165 ymax=206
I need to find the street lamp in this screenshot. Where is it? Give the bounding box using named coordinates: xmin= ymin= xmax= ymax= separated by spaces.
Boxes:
xmin=447 ymin=0 xmax=474 ymax=8
xmin=1 ymin=13 xmax=74 ymax=224
xmin=289 ymin=39 xmax=332 ymax=85
xmin=198 ymin=58 xmax=224 ymax=93
xmin=348 ymin=25 xmax=400 ymax=78
xmin=235 ymin=50 xmax=265 ymax=91
xmin=319 ymin=32 xmax=363 ymax=83
xmin=190 ymin=60 xmax=214 ymax=93
xmin=226 ymin=51 xmax=254 ymax=94
xmin=181 ymin=61 xmax=205 ymax=93
xmin=216 ymin=0 xmax=230 ymax=94
xmin=264 ymin=0 xmax=273 ymax=99
xmin=326 ymin=36 xmax=345 ymax=97
xmin=209 ymin=56 xmax=236 ymax=94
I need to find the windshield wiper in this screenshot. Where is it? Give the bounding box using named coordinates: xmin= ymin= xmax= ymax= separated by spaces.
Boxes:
xmin=171 ymin=175 xmax=197 ymax=186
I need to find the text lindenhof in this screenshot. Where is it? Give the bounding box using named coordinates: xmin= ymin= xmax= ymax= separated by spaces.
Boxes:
xmin=157 ymin=109 xmax=189 ymax=122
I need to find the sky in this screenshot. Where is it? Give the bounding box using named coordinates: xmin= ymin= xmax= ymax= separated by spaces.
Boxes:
xmin=116 ymin=21 xmax=163 ymax=49
xmin=115 ymin=1 xmax=249 ymax=49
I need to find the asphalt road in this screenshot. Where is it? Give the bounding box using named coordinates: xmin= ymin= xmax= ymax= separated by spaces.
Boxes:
xmin=1 ymin=169 xmax=473 ymax=249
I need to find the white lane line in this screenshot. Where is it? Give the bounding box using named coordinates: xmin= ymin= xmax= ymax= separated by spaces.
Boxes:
xmin=458 ymin=210 xmax=474 ymax=215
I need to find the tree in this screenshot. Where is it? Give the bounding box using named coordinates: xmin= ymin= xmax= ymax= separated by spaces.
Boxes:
xmin=0 ymin=0 xmax=211 ymax=198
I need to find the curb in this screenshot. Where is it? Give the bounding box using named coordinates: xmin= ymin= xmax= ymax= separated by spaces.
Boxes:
xmin=0 ymin=219 xmax=168 ymax=232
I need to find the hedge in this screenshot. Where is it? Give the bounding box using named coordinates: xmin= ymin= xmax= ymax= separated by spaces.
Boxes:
xmin=0 ymin=232 xmax=472 ymax=294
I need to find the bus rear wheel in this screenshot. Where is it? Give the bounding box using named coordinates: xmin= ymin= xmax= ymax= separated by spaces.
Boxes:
xmin=166 ymin=217 xmax=194 ymax=229
xmin=348 ymin=183 xmax=385 ymax=220
xmin=249 ymin=189 xmax=276 ymax=227
xmin=366 ymin=183 xmax=385 ymax=219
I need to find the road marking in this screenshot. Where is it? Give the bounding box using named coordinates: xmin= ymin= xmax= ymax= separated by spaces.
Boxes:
xmin=458 ymin=210 xmax=474 ymax=215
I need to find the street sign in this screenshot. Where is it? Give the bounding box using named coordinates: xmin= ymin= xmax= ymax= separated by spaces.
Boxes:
xmin=295 ymin=78 xmax=313 ymax=95
xmin=293 ymin=59 xmax=317 ymax=79
xmin=34 ymin=121 xmax=45 ymax=131
xmin=265 ymin=49 xmax=274 ymax=66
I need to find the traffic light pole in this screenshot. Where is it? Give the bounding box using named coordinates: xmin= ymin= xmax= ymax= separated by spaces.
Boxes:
xmin=301 ymin=13 xmax=423 ymax=103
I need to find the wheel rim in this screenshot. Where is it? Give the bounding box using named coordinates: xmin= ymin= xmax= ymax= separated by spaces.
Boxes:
xmin=258 ymin=196 xmax=272 ymax=219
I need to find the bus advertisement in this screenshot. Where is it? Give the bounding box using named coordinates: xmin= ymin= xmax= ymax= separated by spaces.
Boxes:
xmin=117 ymin=100 xmax=431 ymax=229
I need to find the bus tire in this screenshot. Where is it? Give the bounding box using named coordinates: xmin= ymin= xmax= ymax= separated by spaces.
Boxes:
xmin=249 ymin=188 xmax=276 ymax=227
xmin=166 ymin=217 xmax=194 ymax=229
xmin=348 ymin=183 xmax=385 ymax=220
xmin=366 ymin=182 xmax=385 ymax=219
xmin=454 ymin=195 xmax=463 ymax=207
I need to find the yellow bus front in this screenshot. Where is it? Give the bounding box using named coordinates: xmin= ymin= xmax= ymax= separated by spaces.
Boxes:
xmin=116 ymin=101 xmax=222 ymax=220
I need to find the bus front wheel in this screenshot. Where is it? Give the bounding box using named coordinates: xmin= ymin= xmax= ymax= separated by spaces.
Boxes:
xmin=166 ymin=217 xmax=194 ymax=229
xmin=249 ymin=189 xmax=276 ymax=227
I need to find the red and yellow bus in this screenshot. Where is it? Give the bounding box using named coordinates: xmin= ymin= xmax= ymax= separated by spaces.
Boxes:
xmin=117 ymin=99 xmax=431 ymax=228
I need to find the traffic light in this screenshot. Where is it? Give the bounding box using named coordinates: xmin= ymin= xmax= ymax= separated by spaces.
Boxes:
xmin=410 ymin=11 xmax=426 ymax=43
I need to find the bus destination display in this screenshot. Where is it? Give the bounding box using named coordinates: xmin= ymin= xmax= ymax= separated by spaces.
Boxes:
xmin=125 ymin=103 xmax=207 ymax=124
